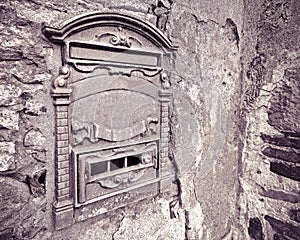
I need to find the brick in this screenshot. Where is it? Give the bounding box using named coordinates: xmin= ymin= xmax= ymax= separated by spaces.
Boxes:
xmin=56 ymin=118 xmax=68 ymax=126
xmin=57 ymin=174 xmax=69 ymax=182
xmin=57 ymin=133 xmax=69 ymax=141
xmin=57 ymin=155 xmax=69 ymax=162
xmin=57 ymin=147 xmax=69 ymax=155
xmin=56 ymin=168 xmax=69 ymax=175
xmin=161 ymin=117 xmax=168 ymax=123
xmin=162 ymin=111 xmax=169 ymax=117
xmin=248 ymin=217 xmax=264 ymax=240
xmin=289 ymin=209 xmax=300 ymax=223
xmin=56 ymin=112 xmax=68 ymax=119
xmin=273 ymin=233 xmax=290 ymax=240
xmin=161 ymin=105 xmax=169 ymax=111
xmin=57 ymin=181 xmax=70 ymax=190
xmin=57 ymin=161 xmax=69 ymax=169
xmin=57 ymin=126 xmax=68 ymax=134
xmin=56 ymin=188 xmax=70 ymax=196
xmin=56 ymin=106 xmax=68 ymax=112
xmin=57 ymin=140 xmax=68 ymax=148
xmin=162 ymin=146 xmax=169 ymax=152
xmin=162 ymin=127 xmax=169 ymax=133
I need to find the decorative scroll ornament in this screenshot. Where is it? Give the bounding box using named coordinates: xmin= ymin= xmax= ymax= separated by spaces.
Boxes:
xmin=72 ymin=117 xmax=158 ymax=144
xmin=95 ymin=26 xmax=142 ymax=48
xmin=53 ymin=66 xmax=70 ymax=89
xmin=96 ymin=169 xmax=146 ymax=189
xmin=141 ymin=152 xmax=153 ymax=164
xmin=160 ymin=71 xmax=170 ymax=89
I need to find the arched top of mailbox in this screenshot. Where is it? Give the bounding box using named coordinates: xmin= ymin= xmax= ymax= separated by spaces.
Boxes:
xmin=42 ymin=12 xmax=176 ymax=51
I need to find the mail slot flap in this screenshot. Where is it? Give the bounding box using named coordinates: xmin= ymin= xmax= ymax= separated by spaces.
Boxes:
xmin=75 ymin=141 xmax=159 ymax=204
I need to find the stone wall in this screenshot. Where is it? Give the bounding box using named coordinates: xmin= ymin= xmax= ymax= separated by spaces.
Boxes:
xmin=0 ymin=0 xmax=298 ymax=240
xmin=240 ymin=0 xmax=300 ymax=239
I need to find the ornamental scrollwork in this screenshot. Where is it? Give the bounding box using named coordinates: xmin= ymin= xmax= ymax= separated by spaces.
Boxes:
xmin=53 ymin=66 xmax=70 ymax=89
xmin=96 ymin=169 xmax=146 ymax=189
xmin=72 ymin=117 xmax=158 ymax=145
xmin=161 ymin=71 xmax=170 ymax=89
xmin=95 ymin=26 xmax=142 ymax=48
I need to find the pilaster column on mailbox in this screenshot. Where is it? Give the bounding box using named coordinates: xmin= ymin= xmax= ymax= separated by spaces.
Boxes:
xmin=51 ymin=66 xmax=74 ymax=230
xmin=158 ymin=72 xmax=173 ymax=190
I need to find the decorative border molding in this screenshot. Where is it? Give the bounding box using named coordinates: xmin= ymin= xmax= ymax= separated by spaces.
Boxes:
xmin=51 ymin=66 xmax=74 ymax=230
xmin=42 ymin=12 xmax=177 ymax=50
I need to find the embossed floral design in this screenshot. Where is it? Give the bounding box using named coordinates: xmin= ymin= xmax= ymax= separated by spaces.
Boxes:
xmin=97 ymin=169 xmax=146 ymax=189
xmin=95 ymin=26 xmax=142 ymax=48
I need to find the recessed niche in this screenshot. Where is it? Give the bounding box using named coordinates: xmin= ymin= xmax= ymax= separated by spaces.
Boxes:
xmin=90 ymin=161 xmax=107 ymax=176
xmin=110 ymin=158 xmax=125 ymax=171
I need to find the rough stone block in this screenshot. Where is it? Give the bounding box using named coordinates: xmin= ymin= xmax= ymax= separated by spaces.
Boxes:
xmin=0 ymin=228 xmax=13 ymax=240
xmin=270 ymin=162 xmax=300 ymax=181
xmin=259 ymin=189 xmax=299 ymax=203
xmin=262 ymin=147 xmax=300 ymax=163
xmin=248 ymin=217 xmax=264 ymax=240
xmin=0 ymin=142 xmax=15 ymax=171
xmin=0 ymin=109 xmax=19 ymax=130
xmin=261 ymin=134 xmax=300 ymax=149
xmin=265 ymin=215 xmax=300 ymax=239
xmin=289 ymin=209 xmax=300 ymax=223
xmin=0 ymin=177 xmax=30 ymax=229
xmin=23 ymin=129 xmax=46 ymax=149
xmin=268 ymin=68 xmax=300 ymax=133
xmin=0 ymin=83 xmax=22 ymax=107
xmin=273 ymin=233 xmax=290 ymax=240
xmin=24 ymin=99 xmax=47 ymax=116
